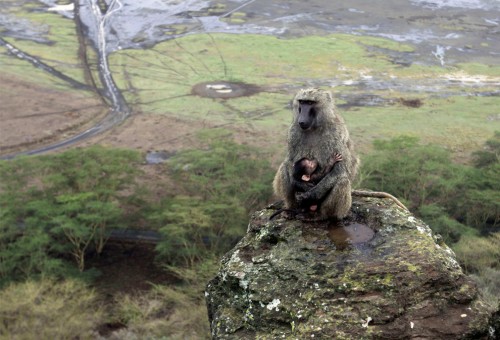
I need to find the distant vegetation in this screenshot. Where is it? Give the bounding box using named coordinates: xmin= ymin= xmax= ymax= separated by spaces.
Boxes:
xmin=0 ymin=146 xmax=142 ymax=285
xmin=360 ymin=132 xmax=499 ymax=306
xmin=150 ymin=129 xmax=274 ymax=266
xmin=0 ymin=130 xmax=497 ymax=337
xmin=0 ymin=135 xmax=272 ymax=283
xmin=0 ymin=130 xmax=275 ymax=338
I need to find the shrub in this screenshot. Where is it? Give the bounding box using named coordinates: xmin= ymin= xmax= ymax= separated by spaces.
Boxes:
xmin=360 ymin=135 xmax=461 ymax=208
xmin=113 ymin=285 xmax=210 ymax=339
xmin=470 ymin=267 xmax=500 ymax=310
xmin=453 ymin=232 xmax=500 ymax=273
xmin=0 ymin=146 xmax=142 ymax=284
xmin=153 ymin=130 xmax=274 ymax=265
xmin=0 ymin=279 xmax=102 ymax=339
xmin=418 ymin=204 xmax=477 ymax=244
xmin=472 ymin=131 xmax=499 ymax=168
xmin=453 ymin=233 xmax=500 ymax=309
xmin=111 ymin=259 xmax=217 ymax=339
xmin=360 ymin=134 xmax=499 ymax=234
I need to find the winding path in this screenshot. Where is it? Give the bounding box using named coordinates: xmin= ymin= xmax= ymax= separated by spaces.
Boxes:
xmin=1 ymin=0 xmax=129 ymax=160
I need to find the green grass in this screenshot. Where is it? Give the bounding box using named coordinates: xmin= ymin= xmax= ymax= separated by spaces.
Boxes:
xmin=346 ymin=96 xmax=500 ymax=155
xmin=3 ymin=4 xmax=499 ymax=157
xmin=4 ymin=4 xmax=86 ymax=84
xmin=106 ymin=32 xmax=499 ymax=155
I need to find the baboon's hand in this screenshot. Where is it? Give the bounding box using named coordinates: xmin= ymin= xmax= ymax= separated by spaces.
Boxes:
xmin=296 ymin=191 xmax=315 ymax=207
xmin=298 ymin=170 xmax=340 ymax=203
xmin=293 ymin=178 xmax=315 ymax=192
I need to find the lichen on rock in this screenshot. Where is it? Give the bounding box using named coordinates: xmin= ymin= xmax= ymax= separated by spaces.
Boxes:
xmin=206 ymin=195 xmax=495 ymax=339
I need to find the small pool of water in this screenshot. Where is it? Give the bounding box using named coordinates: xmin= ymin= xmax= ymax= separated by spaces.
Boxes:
xmin=328 ymin=222 xmax=375 ymax=250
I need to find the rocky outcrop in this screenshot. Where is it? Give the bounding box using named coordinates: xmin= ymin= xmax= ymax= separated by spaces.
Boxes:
xmin=206 ymin=196 xmax=495 ymax=339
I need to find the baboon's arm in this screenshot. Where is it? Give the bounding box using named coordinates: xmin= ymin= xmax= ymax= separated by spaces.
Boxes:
xmin=309 ymin=153 xmax=340 ymax=183
xmin=293 ymin=178 xmax=315 ymax=191
xmin=296 ymin=161 xmax=345 ymax=204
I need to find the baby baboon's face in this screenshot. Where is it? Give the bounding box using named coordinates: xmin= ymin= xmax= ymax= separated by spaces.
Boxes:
xmin=296 ymin=158 xmax=318 ymax=181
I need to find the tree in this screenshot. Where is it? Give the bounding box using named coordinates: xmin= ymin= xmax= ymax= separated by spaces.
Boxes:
xmin=360 ymin=134 xmax=499 ymax=237
xmin=0 ymin=146 xmax=142 ymax=283
xmin=153 ymin=130 xmax=275 ymax=265
xmin=50 ymin=192 xmax=121 ymax=271
xmin=361 ymin=136 xmax=460 ymax=208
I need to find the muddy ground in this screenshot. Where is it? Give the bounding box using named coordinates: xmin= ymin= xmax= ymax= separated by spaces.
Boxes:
xmin=0 ymin=73 xmax=107 ymax=155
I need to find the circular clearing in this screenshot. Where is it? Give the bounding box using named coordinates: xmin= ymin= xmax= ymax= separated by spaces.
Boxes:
xmin=192 ymin=81 xmax=260 ymax=99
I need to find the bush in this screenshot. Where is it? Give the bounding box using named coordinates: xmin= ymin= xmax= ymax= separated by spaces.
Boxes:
xmin=453 ymin=233 xmax=500 ymax=309
xmin=360 ymin=136 xmax=461 ymax=208
xmin=360 ymin=134 xmax=499 ymax=235
xmin=153 ymin=130 xmax=275 ymax=265
xmin=418 ymin=204 xmax=476 ymax=244
xmin=0 ymin=279 xmax=102 ymax=339
xmin=0 ymin=146 xmax=142 ymax=285
xmin=472 ymin=131 xmax=499 ymax=168
xmin=113 ymin=284 xmax=210 ymax=339
xmin=470 ymin=267 xmax=500 ymax=310
xmin=111 ymin=259 xmax=217 ymax=339
xmin=453 ymin=232 xmax=500 ymax=273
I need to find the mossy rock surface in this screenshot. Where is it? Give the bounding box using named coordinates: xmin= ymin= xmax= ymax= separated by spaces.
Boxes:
xmin=206 ymin=195 xmax=493 ymax=339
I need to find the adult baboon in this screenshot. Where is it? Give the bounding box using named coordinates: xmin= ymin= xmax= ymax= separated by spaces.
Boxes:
xmin=273 ymin=88 xmax=359 ymax=219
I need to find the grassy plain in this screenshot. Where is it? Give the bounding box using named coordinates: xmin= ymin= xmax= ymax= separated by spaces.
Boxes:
xmin=107 ymin=33 xmax=500 ymax=157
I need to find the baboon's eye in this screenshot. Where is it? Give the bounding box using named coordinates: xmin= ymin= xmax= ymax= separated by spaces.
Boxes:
xmin=298 ymin=106 xmax=302 ymax=113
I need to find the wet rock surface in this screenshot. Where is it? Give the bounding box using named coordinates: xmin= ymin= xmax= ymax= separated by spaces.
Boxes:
xmin=206 ymin=195 xmax=494 ymax=339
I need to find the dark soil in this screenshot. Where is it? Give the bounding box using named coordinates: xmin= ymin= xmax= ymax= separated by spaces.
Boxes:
xmin=87 ymin=241 xmax=178 ymax=297
xmin=399 ymin=98 xmax=424 ymax=108
xmin=0 ymin=73 xmax=106 ymax=156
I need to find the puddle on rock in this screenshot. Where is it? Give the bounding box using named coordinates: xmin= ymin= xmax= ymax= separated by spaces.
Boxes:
xmin=328 ymin=222 xmax=375 ymax=250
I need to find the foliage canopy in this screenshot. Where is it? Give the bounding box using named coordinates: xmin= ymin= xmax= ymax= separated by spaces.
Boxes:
xmin=0 ymin=146 xmax=141 ymax=285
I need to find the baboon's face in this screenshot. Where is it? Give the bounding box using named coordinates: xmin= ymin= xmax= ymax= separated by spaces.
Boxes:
xmin=300 ymin=158 xmax=318 ymax=175
xmin=297 ymin=99 xmax=317 ymax=130
xmin=293 ymin=158 xmax=317 ymax=181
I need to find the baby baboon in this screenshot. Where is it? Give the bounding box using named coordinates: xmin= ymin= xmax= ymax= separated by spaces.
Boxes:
xmin=273 ymin=88 xmax=359 ymax=219
xmin=293 ymin=153 xmax=343 ymax=184
xmin=293 ymin=153 xmax=343 ymax=212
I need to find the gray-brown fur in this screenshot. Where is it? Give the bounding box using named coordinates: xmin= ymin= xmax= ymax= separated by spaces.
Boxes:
xmin=273 ymin=88 xmax=359 ymax=219
xmin=293 ymin=153 xmax=342 ymax=185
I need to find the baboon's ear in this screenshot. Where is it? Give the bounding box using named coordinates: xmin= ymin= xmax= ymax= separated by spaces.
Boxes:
xmin=325 ymin=91 xmax=333 ymax=102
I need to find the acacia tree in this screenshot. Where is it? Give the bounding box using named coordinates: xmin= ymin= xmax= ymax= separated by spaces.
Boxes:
xmin=154 ymin=130 xmax=275 ymax=265
xmin=50 ymin=192 xmax=121 ymax=271
xmin=360 ymin=134 xmax=500 ymax=238
xmin=0 ymin=146 xmax=142 ymax=282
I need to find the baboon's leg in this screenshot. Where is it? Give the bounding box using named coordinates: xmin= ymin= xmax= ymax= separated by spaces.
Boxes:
xmin=273 ymin=162 xmax=297 ymax=209
xmin=320 ymin=177 xmax=352 ymax=219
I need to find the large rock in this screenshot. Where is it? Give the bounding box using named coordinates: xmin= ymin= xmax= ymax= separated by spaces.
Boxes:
xmin=206 ymin=196 xmax=496 ymax=339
